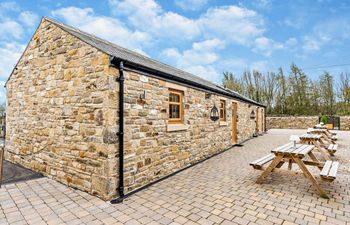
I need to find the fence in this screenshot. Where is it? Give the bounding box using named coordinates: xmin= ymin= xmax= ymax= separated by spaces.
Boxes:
xmin=267 ymin=116 xmax=350 ymax=130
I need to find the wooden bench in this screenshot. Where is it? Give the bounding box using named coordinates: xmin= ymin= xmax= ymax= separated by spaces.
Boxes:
xmin=320 ymin=161 xmax=339 ymax=181
xmin=250 ymin=154 xmax=275 ymax=170
xmin=327 ymin=144 xmax=338 ymax=154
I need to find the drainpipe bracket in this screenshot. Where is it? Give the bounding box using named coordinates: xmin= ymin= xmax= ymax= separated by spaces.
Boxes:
xmin=110 ymin=197 xmax=124 ymax=204
xmin=116 ymin=76 xmax=125 ymax=82
xmin=116 ymin=132 xmax=124 ymax=136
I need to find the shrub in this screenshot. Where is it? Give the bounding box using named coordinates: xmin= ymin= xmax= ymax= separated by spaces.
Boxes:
xmin=320 ymin=115 xmax=328 ymax=124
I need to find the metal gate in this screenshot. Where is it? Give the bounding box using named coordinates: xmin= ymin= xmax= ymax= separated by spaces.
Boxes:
xmin=318 ymin=116 xmax=340 ymax=130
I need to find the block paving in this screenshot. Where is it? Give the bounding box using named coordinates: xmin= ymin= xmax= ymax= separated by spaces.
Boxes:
xmin=1 ymin=129 xmax=350 ymax=225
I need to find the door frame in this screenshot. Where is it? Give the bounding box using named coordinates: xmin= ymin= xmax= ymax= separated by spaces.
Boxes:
xmin=232 ymin=102 xmax=237 ymax=144
xmin=260 ymin=108 xmax=264 ymax=133
xmin=256 ymin=107 xmax=259 ymax=134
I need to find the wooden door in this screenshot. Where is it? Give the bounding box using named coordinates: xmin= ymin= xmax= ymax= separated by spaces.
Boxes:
xmin=232 ymin=102 xmax=237 ymax=144
xmin=256 ymin=107 xmax=259 ymax=134
xmin=260 ymin=108 xmax=264 ymax=132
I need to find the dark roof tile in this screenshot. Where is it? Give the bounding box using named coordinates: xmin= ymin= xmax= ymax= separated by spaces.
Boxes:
xmin=45 ymin=17 xmax=264 ymax=107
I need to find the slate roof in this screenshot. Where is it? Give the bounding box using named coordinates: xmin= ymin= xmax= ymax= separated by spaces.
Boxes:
xmin=19 ymin=17 xmax=266 ymax=107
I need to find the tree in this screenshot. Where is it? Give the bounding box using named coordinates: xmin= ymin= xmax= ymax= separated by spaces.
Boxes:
xmin=274 ymin=68 xmax=288 ymax=115
xmin=262 ymin=72 xmax=277 ymax=114
xmin=288 ymin=64 xmax=310 ymax=115
xmin=319 ymin=72 xmax=335 ymax=115
xmin=221 ymin=63 xmax=350 ymax=116
xmin=339 ymin=72 xmax=350 ymax=104
xmin=222 ymin=72 xmax=243 ymax=93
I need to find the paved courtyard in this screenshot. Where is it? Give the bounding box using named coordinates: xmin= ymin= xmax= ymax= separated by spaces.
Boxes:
xmin=0 ymin=129 xmax=349 ymax=225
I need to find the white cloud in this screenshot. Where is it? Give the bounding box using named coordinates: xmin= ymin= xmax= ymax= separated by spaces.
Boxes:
xmin=253 ymin=37 xmax=284 ymax=56
xmin=301 ymin=18 xmax=350 ymax=54
xmin=219 ymin=58 xmax=248 ymax=72
xmin=162 ymin=39 xmax=226 ymax=83
xmin=175 ymin=0 xmax=209 ymax=11
xmin=198 ymin=6 xmax=264 ymax=45
xmin=0 ymin=80 xmax=5 ymax=104
xmin=302 ymin=35 xmax=323 ymax=52
xmin=0 ymin=20 xmax=23 ymax=39
xmin=19 ymin=11 xmax=39 ymax=27
xmin=185 ymin=65 xmax=221 ymax=83
xmin=0 ymin=1 xmax=20 ymax=16
xmin=109 ymin=0 xmax=200 ymax=40
xmin=109 ymin=0 xmax=264 ymax=45
xmin=162 ymin=38 xmax=223 ymax=68
xmin=51 ymin=7 xmax=151 ymax=53
xmin=0 ymin=42 xmax=25 ymax=79
xmin=285 ymin=37 xmax=298 ymax=47
xmin=250 ymin=60 xmax=268 ymax=72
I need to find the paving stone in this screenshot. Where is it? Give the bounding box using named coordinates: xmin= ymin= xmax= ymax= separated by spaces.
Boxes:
xmin=0 ymin=129 xmax=349 ymax=224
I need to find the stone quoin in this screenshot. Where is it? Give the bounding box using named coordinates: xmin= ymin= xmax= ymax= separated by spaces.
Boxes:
xmin=5 ymin=17 xmax=266 ymax=200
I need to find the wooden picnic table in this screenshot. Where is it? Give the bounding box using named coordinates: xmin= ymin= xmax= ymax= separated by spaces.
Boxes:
xmin=254 ymin=143 xmax=332 ymax=198
xmin=299 ymin=134 xmax=331 ymax=159
xmin=308 ymin=129 xmax=336 ymax=144
xmin=314 ymin=125 xmax=337 ymax=135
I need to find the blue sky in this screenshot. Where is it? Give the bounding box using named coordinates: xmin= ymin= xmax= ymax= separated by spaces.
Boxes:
xmin=1 ymin=0 xmax=350 ymax=104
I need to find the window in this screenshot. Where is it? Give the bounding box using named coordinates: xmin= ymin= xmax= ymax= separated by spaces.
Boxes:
xmin=169 ymin=89 xmax=183 ymax=123
xmin=220 ymin=99 xmax=226 ymax=121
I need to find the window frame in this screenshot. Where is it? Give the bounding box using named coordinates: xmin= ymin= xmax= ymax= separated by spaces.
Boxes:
xmin=168 ymin=89 xmax=183 ymax=124
xmin=219 ymin=99 xmax=226 ymax=121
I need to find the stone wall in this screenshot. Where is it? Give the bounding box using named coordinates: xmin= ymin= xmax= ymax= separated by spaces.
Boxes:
xmin=340 ymin=117 xmax=350 ymax=130
xmin=5 ymin=18 xmax=118 ymax=200
xmin=6 ymin=18 xmax=265 ymax=200
xmin=267 ymin=116 xmax=350 ymax=130
xmin=117 ymin=69 xmax=264 ymax=192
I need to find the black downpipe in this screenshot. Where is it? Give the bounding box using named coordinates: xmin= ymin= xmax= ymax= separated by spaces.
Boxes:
xmin=111 ymin=59 xmax=125 ymax=204
xmin=109 ymin=56 xmax=265 ymax=203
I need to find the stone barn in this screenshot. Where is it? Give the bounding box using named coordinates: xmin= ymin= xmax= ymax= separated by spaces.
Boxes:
xmin=5 ymin=17 xmax=266 ymax=201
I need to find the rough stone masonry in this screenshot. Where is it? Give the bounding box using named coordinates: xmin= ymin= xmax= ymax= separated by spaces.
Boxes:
xmin=5 ymin=18 xmax=265 ymax=200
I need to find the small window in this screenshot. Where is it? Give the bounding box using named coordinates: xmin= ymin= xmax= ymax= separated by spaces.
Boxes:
xmin=169 ymin=89 xmax=183 ymax=123
xmin=220 ymin=99 xmax=226 ymax=121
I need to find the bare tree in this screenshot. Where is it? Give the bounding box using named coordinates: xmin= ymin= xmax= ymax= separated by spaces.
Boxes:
xmin=222 ymin=72 xmax=243 ymax=93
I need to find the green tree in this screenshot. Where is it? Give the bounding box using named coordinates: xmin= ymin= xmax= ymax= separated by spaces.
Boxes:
xmin=222 ymin=72 xmax=243 ymax=93
xmin=319 ymin=72 xmax=335 ymax=115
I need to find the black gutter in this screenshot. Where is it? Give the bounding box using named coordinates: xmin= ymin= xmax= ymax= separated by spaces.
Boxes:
xmin=110 ymin=58 xmax=125 ymax=203
xmin=108 ymin=55 xmax=264 ymax=204
xmin=109 ymin=57 xmax=265 ymax=108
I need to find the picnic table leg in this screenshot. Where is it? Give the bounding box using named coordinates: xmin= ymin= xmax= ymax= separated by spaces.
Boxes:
xmin=292 ymin=156 xmax=329 ymax=199
xmin=256 ymin=155 xmax=283 ymax=184
xmin=307 ymin=151 xmax=323 ymax=170
xmin=288 ymin=159 xmax=292 ymax=170
xmin=313 ymin=141 xmax=331 ymax=160
xmin=321 ymin=133 xmax=333 ymax=145
xmin=318 ymin=138 xmax=326 ymax=148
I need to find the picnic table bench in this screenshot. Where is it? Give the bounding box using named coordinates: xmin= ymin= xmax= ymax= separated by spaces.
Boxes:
xmin=250 ymin=143 xmax=339 ymax=199
xmin=308 ymin=128 xmax=337 ymax=144
xmin=299 ymin=134 xmax=336 ymax=158
xmin=314 ymin=124 xmax=337 ymax=135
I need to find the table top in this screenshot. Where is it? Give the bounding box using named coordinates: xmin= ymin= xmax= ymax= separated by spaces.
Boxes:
xmin=271 ymin=143 xmax=314 ymax=156
xmin=300 ymin=134 xmax=322 ymax=139
xmin=309 ymin=129 xmax=327 ymax=133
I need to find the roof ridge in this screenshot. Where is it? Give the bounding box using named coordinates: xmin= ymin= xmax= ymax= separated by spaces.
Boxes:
xmin=44 ymin=17 xmax=199 ymax=78
xmin=43 ymin=17 xmax=264 ymax=107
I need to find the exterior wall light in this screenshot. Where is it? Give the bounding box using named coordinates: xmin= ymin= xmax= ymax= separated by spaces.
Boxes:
xmin=140 ymin=90 xmax=146 ymax=100
xmin=250 ymin=110 xmax=256 ymax=119
xmin=210 ymin=105 xmax=219 ymax=121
